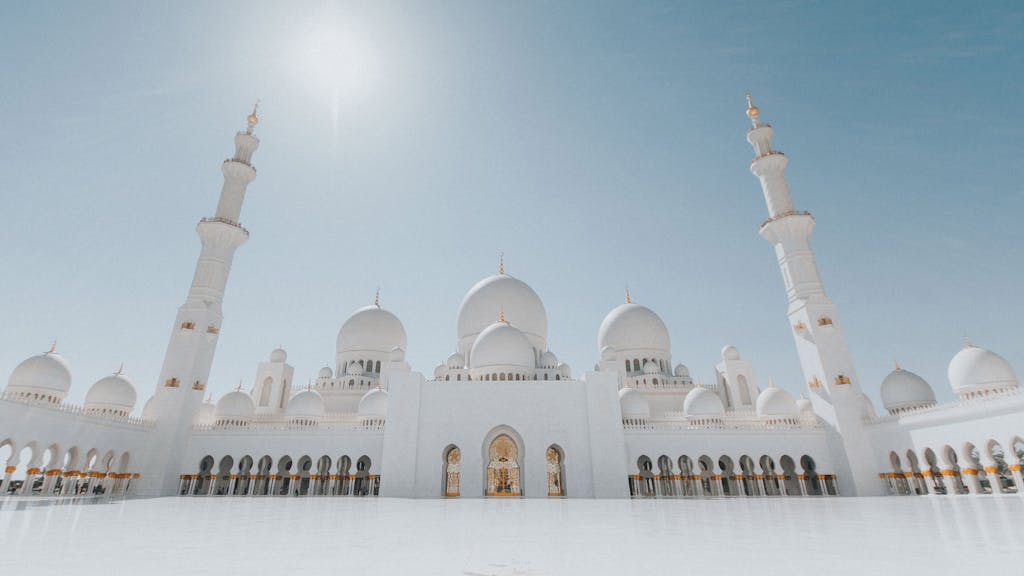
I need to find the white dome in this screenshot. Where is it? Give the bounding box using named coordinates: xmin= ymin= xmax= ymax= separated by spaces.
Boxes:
xmin=346 ymin=361 xmax=364 ymax=376
xmin=142 ymin=396 xmax=158 ymax=421
xmin=861 ymin=393 xmax=877 ymax=419
xmin=600 ymin=345 xmax=616 ymax=361
xmin=215 ymin=391 xmax=255 ymax=421
xmin=287 ymin=389 xmax=324 ymax=418
xmin=358 ymin=388 xmax=389 ymax=418
xmin=458 ymin=274 xmax=547 ymax=355
xmin=683 ymin=387 xmax=725 ymax=417
xmin=470 ymin=322 xmax=536 ymax=370
xmin=390 ymin=346 xmax=406 ymax=362
xmin=880 ymin=367 xmax=936 ymax=412
xmin=598 ymin=303 xmax=670 ymax=354
xmin=796 ymin=395 xmax=812 ymax=413
xmin=948 ymin=344 xmax=1018 ymax=397
xmin=195 ymin=398 xmax=216 ymax=425
xmin=721 ymin=345 xmax=740 ymax=361
xmin=642 ymin=361 xmax=659 ymax=375
xmin=674 ymin=364 xmax=690 ymax=378
xmin=317 ymin=366 xmax=333 ymax=379
xmin=337 ymin=305 xmax=408 ymax=355
xmin=269 ymin=348 xmax=287 ymax=363
xmin=618 ymin=388 xmax=650 ymax=420
xmin=84 ymin=371 xmax=137 ymax=414
xmin=539 ymin=351 xmax=558 ymax=368
xmin=557 ymin=362 xmax=571 ymax=378
xmin=446 ymin=352 xmax=465 ymax=369
xmin=6 ymin=350 xmax=72 ymax=400
xmin=755 ymin=385 xmax=798 ymax=417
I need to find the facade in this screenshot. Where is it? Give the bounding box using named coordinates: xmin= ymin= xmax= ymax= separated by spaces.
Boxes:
xmin=2 ymin=100 xmax=1022 ymax=500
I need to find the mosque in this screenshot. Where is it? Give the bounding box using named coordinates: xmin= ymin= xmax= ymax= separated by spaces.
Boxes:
xmin=2 ymin=99 xmax=1022 ymax=500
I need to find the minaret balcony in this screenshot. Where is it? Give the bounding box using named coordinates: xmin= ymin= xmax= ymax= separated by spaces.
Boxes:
xmin=759 ymin=210 xmax=812 ymax=231
xmin=199 ymin=217 xmax=249 ymax=236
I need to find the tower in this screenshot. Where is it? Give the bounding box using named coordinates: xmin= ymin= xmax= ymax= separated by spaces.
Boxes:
xmin=136 ymin=106 xmax=261 ymax=496
xmin=745 ymin=96 xmax=881 ymax=495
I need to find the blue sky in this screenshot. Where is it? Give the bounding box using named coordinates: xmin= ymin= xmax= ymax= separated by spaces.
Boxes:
xmin=1 ymin=1 xmax=1022 ymax=408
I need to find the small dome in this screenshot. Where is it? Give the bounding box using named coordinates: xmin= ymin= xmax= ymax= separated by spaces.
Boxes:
xmin=84 ymin=371 xmax=137 ymax=415
xmin=683 ymin=387 xmax=725 ymax=417
xmin=6 ymin=350 xmax=72 ymax=401
xmin=642 ymin=361 xmax=659 ymax=375
xmin=215 ymin=391 xmax=255 ymax=422
xmin=194 ymin=398 xmax=216 ymax=425
xmin=674 ymin=363 xmax=690 ymax=378
xmin=270 ymin=348 xmax=287 ymax=363
xmin=948 ymin=344 xmax=1019 ymax=397
xmin=446 ymin=352 xmax=465 ymax=369
xmin=433 ymin=364 xmax=445 ymax=379
xmin=317 ymin=366 xmax=333 ymax=379
xmin=390 ymin=346 xmax=406 ymax=362
xmin=141 ymin=396 xmax=158 ymax=421
xmin=721 ymin=345 xmax=740 ymax=361
xmin=618 ymin=388 xmax=650 ymax=420
xmin=346 ymin=361 xmax=364 ymax=376
xmin=796 ymin=395 xmax=812 ymax=413
xmin=600 ymin=345 xmax=616 ymax=361
xmin=337 ymin=305 xmax=408 ymax=355
xmin=470 ymin=322 xmax=536 ymax=370
xmin=880 ymin=367 xmax=936 ymax=413
xmin=287 ymin=389 xmax=324 ymax=418
xmin=458 ymin=273 xmax=548 ymax=356
xmin=598 ymin=303 xmax=670 ymax=355
xmin=358 ymin=388 xmax=389 ymax=418
xmin=861 ymin=393 xmax=877 ymax=419
xmin=755 ymin=384 xmax=797 ymax=417
xmin=539 ymin=351 xmax=558 ymax=369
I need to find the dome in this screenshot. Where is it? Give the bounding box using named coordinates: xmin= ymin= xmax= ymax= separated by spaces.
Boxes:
xmin=469 ymin=322 xmax=536 ymax=370
xmin=458 ymin=274 xmax=547 ymax=355
xmin=141 ymin=396 xmax=158 ymax=421
xmin=683 ymin=387 xmax=725 ymax=417
xmin=618 ymin=388 xmax=650 ymax=420
xmin=861 ymin=393 xmax=877 ymax=419
xmin=337 ymin=305 xmax=408 ymax=355
xmin=598 ymin=303 xmax=670 ymax=354
xmin=287 ymin=389 xmax=324 ymax=418
xmin=755 ymin=384 xmax=798 ymax=417
xmin=674 ymin=364 xmax=690 ymax=378
xmin=557 ymin=362 xmax=571 ymax=378
xmin=269 ymin=348 xmax=287 ymax=363
xmin=948 ymin=344 xmax=1019 ymax=397
xmin=358 ymin=388 xmax=389 ymax=418
xmin=721 ymin=345 xmax=740 ymax=361
xmin=6 ymin=350 xmax=72 ymax=401
xmin=796 ymin=395 xmax=812 ymax=413
xmin=317 ymin=366 xmax=333 ymax=379
xmin=195 ymin=398 xmax=216 ymax=425
xmin=880 ymin=367 xmax=936 ymax=413
xmin=215 ymin=391 xmax=255 ymax=422
xmin=346 ymin=361 xmax=364 ymax=376
xmin=84 ymin=371 xmax=137 ymax=415
xmin=539 ymin=351 xmax=558 ymax=369
xmin=446 ymin=352 xmax=465 ymax=369
xmin=600 ymin=345 xmax=616 ymax=361
xmin=390 ymin=346 xmax=406 ymax=362
xmin=642 ymin=361 xmax=659 ymax=375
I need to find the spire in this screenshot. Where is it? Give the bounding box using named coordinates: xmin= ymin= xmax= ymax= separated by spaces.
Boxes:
xmin=48 ymin=340 xmax=57 ymax=354
xmin=499 ymin=305 xmax=507 ymax=324
xmin=498 ymin=251 xmax=505 ymax=275
xmin=964 ymin=336 xmax=973 ymax=348
xmin=625 ymin=287 xmax=632 ymax=304
xmin=767 ymin=377 xmax=777 ymax=389
xmin=894 ymin=359 xmax=902 ymax=371
xmin=115 ymin=363 xmax=124 ymax=376
xmin=236 ymin=379 xmax=243 ymax=391
xmin=746 ymin=93 xmax=760 ymax=127
xmin=374 ymin=287 xmax=380 ymax=308
xmin=206 ymin=393 xmax=213 ymax=403
xmin=246 ymin=100 xmax=260 ymax=135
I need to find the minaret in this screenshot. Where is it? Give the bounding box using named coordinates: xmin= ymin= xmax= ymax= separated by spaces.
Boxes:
xmin=136 ymin=106 xmax=261 ymax=496
xmin=746 ymin=96 xmax=880 ymax=496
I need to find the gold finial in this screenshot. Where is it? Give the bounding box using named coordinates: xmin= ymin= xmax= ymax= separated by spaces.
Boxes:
xmin=625 ymin=287 xmax=631 ymax=304
xmin=894 ymin=359 xmax=902 ymax=371
xmin=746 ymin=93 xmax=760 ymax=127
xmin=48 ymin=340 xmax=57 ymax=354
xmin=115 ymin=363 xmax=124 ymax=376
xmin=374 ymin=287 xmax=380 ymax=307
xmin=499 ymin=305 xmax=506 ymax=323
xmin=236 ymin=379 xmax=243 ymax=391
xmin=964 ymin=336 xmax=973 ymax=348
xmin=767 ymin=377 xmax=776 ymax=388
xmin=246 ymin=100 xmax=260 ymax=134
xmin=498 ymin=251 xmax=504 ymax=275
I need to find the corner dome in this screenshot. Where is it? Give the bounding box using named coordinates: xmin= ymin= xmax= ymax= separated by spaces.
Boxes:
xmin=317 ymin=366 xmax=333 ymax=379
xmin=539 ymin=351 xmax=559 ymax=369
xmin=470 ymin=322 xmax=536 ymax=371
xmin=337 ymin=305 xmax=408 ymax=355
xmin=84 ymin=371 xmax=137 ymax=416
xmin=446 ymin=352 xmax=465 ymax=369
xmin=287 ymin=389 xmax=324 ymax=418
xmin=721 ymin=345 xmax=740 ymax=361
xmin=194 ymin=397 xmax=216 ymax=425
xmin=796 ymin=395 xmax=812 ymax=413
xmin=215 ymin=391 xmax=255 ymax=422
xmin=880 ymin=367 xmax=936 ymax=413
xmin=358 ymin=388 xmax=389 ymax=418
xmin=142 ymin=396 xmax=158 ymax=421
xmin=458 ymin=274 xmax=547 ymax=356
xmin=674 ymin=364 xmax=690 ymax=378
xmin=618 ymin=388 xmax=650 ymax=420
xmin=598 ymin=303 xmax=670 ymax=354
xmin=269 ymin=348 xmax=287 ymax=363
xmin=6 ymin=350 xmax=72 ymax=402
xmin=755 ymin=385 xmax=797 ymax=417
xmin=948 ymin=343 xmax=1018 ymax=398
xmin=861 ymin=393 xmax=877 ymax=419
xmin=683 ymin=387 xmax=725 ymax=417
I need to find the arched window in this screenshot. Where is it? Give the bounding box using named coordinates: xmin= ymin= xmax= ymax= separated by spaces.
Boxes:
xmin=546 ymin=446 xmax=565 ymax=497
xmin=499 ymin=373 xmax=506 ymax=381
xmin=624 ymin=360 xmax=630 ymax=372
xmin=375 ymin=361 xmax=381 ymax=373
xmin=444 ymin=446 xmax=461 ymax=497
xmin=633 ymin=359 xmax=641 ymax=372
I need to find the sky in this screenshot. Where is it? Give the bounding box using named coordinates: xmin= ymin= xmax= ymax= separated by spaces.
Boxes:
xmin=0 ymin=1 xmax=1022 ymax=410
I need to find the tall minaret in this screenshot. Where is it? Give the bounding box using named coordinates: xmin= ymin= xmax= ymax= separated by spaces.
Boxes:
xmin=136 ymin=106 xmax=261 ymax=496
xmin=746 ymin=96 xmax=880 ymax=496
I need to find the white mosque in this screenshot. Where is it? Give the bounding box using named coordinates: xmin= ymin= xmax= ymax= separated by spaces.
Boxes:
xmin=2 ymin=99 xmax=1022 ymax=500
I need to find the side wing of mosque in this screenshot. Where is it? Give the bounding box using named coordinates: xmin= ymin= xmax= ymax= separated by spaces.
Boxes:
xmin=2 ymin=100 xmax=1022 ymax=499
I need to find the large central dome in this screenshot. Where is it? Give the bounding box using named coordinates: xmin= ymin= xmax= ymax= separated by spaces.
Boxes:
xmin=457 ymin=273 xmax=547 ymax=358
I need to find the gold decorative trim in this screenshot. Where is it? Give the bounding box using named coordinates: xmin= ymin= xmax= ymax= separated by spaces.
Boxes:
xmin=181 ymin=321 xmax=195 ymax=330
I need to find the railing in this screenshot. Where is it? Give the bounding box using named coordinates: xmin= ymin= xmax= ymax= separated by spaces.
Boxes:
xmin=0 ymin=391 xmax=155 ymax=428
xmin=625 ymin=415 xmax=820 ymax=432
xmin=193 ymin=413 xmax=383 ymax=432
xmin=871 ymin=387 xmax=1023 ymax=424
xmin=760 ymin=210 xmax=812 ymax=229
xmin=199 ymin=217 xmax=249 ymax=235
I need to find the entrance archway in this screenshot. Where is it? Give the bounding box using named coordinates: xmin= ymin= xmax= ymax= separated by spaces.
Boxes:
xmin=486 ymin=434 xmax=521 ymax=497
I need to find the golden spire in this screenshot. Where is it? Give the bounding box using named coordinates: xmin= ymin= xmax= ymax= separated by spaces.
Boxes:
xmin=374 ymin=287 xmax=380 ymax=307
xmin=246 ymin=100 xmax=260 ymax=134
xmin=499 ymin=305 xmax=506 ymax=323
xmin=48 ymin=340 xmax=57 ymax=354
xmin=894 ymin=359 xmax=901 ymax=371
xmin=115 ymin=363 xmax=124 ymax=376
xmin=236 ymin=379 xmax=243 ymax=391
xmin=498 ymin=251 xmax=504 ymax=275
xmin=625 ymin=287 xmax=631 ymax=304
xmin=964 ymin=336 xmax=973 ymax=348
xmin=746 ymin=93 xmax=760 ymax=126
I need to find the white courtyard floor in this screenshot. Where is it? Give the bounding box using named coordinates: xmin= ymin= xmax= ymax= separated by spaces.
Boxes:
xmin=1 ymin=496 xmax=1021 ymax=575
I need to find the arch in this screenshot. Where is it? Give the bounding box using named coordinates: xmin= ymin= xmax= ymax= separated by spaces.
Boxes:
xmin=888 ymin=451 xmax=910 ymax=495
xmin=985 ymin=440 xmax=1017 ymax=494
xmin=195 ymin=455 xmax=215 ymax=495
xmin=214 ymin=456 xmax=234 ymax=495
xmin=759 ymin=455 xmax=780 ymax=496
xmin=275 ymin=455 xmax=294 ymax=495
xmin=739 ymin=455 xmax=758 ymax=496
xmin=697 ymin=455 xmax=715 ymax=496
xmin=718 ymin=455 xmax=736 ymax=496
xmin=375 ymin=360 xmax=381 ymax=373
xmin=800 ymin=455 xmax=822 ymax=496
xmin=678 ymin=456 xmax=696 ymax=497
xmin=547 ymin=445 xmax=566 ymax=497
xmin=313 ymin=455 xmax=332 ymax=496
xmin=779 ymin=455 xmax=801 ymax=496
xmin=963 ymin=442 xmax=991 ymax=494
xmin=0 ymin=440 xmax=15 ymax=495
xmin=253 ymin=455 xmax=272 ymax=495
xmin=657 ymin=455 xmax=674 ymax=497
xmin=942 ymin=445 xmax=968 ymax=494
xmin=635 ymin=455 xmax=655 ymax=498
xmin=354 ymin=455 xmax=373 ymax=496
xmin=337 ymin=455 xmax=352 ymax=496
xmin=236 ymin=455 xmax=254 ymax=495
xmin=904 ymin=450 xmax=927 ymax=495
xmin=921 ymin=449 xmax=945 ymax=495
xmin=482 ymin=426 xmax=524 ymax=497
xmin=633 ymin=359 xmax=640 ymax=372
xmin=295 ymin=455 xmax=313 ymax=496
xmin=443 ymin=445 xmax=461 ymax=497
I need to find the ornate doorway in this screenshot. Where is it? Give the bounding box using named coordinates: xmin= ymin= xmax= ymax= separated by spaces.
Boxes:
xmin=486 ymin=434 xmax=521 ymax=497
xmin=445 ymin=446 xmax=461 ymax=497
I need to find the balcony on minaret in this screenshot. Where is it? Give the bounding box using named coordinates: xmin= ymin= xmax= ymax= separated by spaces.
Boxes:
xmin=834 ymin=375 xmax=851 ymax=385
xmin=817 ymin=317 xmax=834 ymax=328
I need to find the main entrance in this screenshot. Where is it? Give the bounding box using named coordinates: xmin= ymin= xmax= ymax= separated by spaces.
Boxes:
xmin=486 ymin=434 xmax=521 ymax=497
